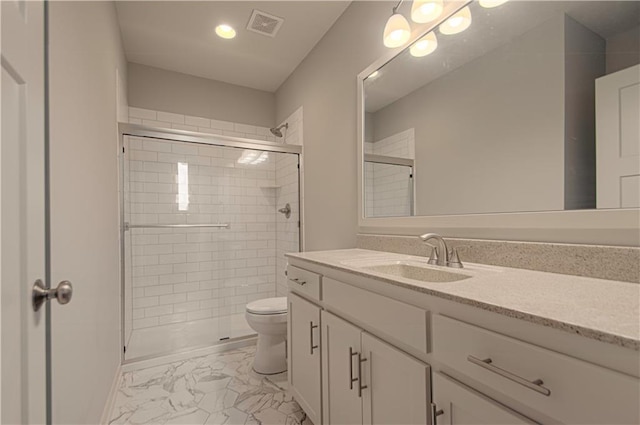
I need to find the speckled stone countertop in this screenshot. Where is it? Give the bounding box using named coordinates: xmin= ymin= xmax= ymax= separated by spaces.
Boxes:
xmin=286 ymin=249 xmax=640 ymax=351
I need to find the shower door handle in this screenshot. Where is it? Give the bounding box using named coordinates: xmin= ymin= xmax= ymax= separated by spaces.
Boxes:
xmin=32 ymin=279 xmax=73 ymax=312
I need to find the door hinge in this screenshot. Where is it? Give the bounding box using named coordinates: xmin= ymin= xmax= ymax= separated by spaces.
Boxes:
xmin=122 ymin=146 xmax=125 ymax=153
xmin=123 ymin=346 xmax=127 ymax=353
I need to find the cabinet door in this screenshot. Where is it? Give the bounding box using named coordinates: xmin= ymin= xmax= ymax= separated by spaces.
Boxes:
xmin=288 ymin=293 xmax=322 ymax=424
xmin=432 ymin=372 xmax=537 ymax=425
xmin=322 ymin=311 xmax=363 ymax=425
xmin=362 ymin=333 xmax=430 ymax=425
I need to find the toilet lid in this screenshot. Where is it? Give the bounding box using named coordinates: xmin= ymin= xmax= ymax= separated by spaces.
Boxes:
xmin=246 ymin=297 xmax=287 ymax=315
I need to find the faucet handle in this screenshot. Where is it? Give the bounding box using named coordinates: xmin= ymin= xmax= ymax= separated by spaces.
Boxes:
xmin=427 ymin=246 xmax=439 ymax=265
xmin=447 ymin=248 xmax=464 ymax=268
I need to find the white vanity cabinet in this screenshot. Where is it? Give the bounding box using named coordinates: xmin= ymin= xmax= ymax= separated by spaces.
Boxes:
xmin=321 ymin=311 xmax=431 ymax=425
xmin=288 ymin=292 xmax=322 ymax=425
xmin=433 ymin=314 xmax=640 ymax=425
xmin=286 ymin=255 xmax=640 ymax=425
xmin=432 ymin=372 xmax=536 ymax=425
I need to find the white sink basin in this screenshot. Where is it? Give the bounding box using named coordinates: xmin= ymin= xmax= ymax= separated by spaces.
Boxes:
xmin=361 ymin=262 xmax=471 ymax=283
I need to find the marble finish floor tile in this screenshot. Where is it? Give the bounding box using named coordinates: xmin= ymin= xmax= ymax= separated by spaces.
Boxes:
xmin=110 ymin=345 xmax=312 ymax=425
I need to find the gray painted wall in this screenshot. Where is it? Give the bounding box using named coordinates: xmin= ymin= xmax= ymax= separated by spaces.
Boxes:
xmin=49 ymin=2 xmax=126 ymax=422
xmin=128 ymin=63 xmax=276 ymax=127
xmin=564 ymin=16 xmax=605 ymax=210
xmin=275 ymin=1 xmax=392 ymax=250
xmin=606 ymin=25 xmax=640 ymax=74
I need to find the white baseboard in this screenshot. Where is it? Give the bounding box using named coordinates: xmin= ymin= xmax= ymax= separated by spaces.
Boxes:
xmin=99 ymin=363 xmax=123 ymax=425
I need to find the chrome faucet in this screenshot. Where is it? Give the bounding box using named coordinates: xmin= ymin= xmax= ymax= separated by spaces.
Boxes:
xmin=419 ymin=233 xmax=463 ymax=268
xmin=420 ymin=233 xmax=449 ymax=266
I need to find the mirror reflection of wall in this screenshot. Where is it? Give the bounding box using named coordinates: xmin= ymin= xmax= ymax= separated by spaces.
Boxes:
xmin=363 ymin=1 xmax=640 ymax=218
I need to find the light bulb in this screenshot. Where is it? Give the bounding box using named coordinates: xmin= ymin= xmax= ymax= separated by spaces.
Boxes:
xmin=411 ymin=0 xmax=443 ymax=23
xmin=479 ymin=0 xmax=509 ymax=8
xmin=410 ymin=32 xmax=438 ymax=57
xmin=439 ymin=6 xmax=472 ymax=35
xmin=215 ymin=24 xmax=236 ymax=39
xmin=383 ymin=13 xmax=411 ymax=48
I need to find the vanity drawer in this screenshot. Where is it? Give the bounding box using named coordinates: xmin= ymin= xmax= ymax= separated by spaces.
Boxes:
xmin=323 ymin=277 xmax=428 ymax=355
xmin=433 ymin=314 xmax=640 ymax=425
xmin=287 ymin=265 xmax=321 ymax=301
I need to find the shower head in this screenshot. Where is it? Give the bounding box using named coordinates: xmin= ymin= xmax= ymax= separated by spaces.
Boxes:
xmin=270 ymin=123 xmax=288 ymax=138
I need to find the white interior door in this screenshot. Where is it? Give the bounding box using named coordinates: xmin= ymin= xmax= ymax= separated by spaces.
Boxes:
xmin=1 ymin=1 xmax=48 ymax=424
xmin=596 ymin=64 xmax=640 ymax=208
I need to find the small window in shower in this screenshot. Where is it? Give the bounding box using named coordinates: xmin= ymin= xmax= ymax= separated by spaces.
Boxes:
xmin=177 ymin=162 xmax=189 ymax=211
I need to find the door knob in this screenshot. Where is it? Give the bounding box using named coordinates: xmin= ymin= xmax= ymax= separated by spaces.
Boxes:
xmin=32 ymin=279 xmax=73 ymax=312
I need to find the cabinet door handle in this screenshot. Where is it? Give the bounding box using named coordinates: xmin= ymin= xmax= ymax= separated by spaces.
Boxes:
xmin=291 ymin=278 xmax=306 ymax=285
xmin=431 ymin=403 xmax=444 ymax=425
xmin=467 ymin=355 xmax=551 ymax=396
xmin=357 ymin=352 xmax=368 ymax=397
xmin=349 ymin=347 xmax=358 ymax=390
xmin=310 ymin=322 xmax=319 ymax=354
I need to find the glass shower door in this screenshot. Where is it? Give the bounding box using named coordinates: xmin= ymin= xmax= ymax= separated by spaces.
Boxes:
xmin=122 ymin=135 xmax=300 ymax=361
xmin=364 ymin=160 xmax=414 ymax=217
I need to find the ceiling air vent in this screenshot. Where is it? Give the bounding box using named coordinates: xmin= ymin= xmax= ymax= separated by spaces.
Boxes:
xmin=246 ymin=9 xmax=284 ymax=38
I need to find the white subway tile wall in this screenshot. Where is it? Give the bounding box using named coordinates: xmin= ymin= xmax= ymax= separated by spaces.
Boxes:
xmin=364 ymin=129 xmax=415 ymax=217
xmin=275 ymin=106 xmax=303 ymax=295
xmin=276 ymin=153 xmax=300 ymax=296
xmin=124 ymin=134 xmax=299 ymax=331
xmin=277 ymin=107 xmax=303 ymax=146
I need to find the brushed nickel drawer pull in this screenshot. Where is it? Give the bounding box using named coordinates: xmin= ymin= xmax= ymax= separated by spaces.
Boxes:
xmin=431 ymin=403 xmax=444 ymax=425
xmin=310 ymin=322 xmax=319 ymax=354
xmin=467 ymin=355 xmax=551 ymax=396
xmin=349 ymin=347 xmax=358 ymax=390
xmin=357 ymin=353 xmax=368 ymax=397
xmin=291 ymin=278 xmax=307 ymax=286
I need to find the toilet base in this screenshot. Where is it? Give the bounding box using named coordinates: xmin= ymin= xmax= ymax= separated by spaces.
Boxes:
xmin=252 ymin=333 xmax=287 ymax=375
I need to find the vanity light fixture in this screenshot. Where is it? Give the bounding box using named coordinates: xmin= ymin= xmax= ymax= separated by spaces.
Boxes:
xmin=479 ymin=0 xmax=509 ymax=8
xmin=439 ymin=6 xmax=472 ymax=35
xmin=215 ymin=24 xmax=236 ymax=39
xmin=383 ymin=2 xmax=411 ymax=48
xmin=410 ymin=31 xmax=438 ymax=57
xmin=411 ymin=0 xmax=443 ymax=23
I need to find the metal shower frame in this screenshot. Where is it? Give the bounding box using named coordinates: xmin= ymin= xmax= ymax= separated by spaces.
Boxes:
xmin=117 ymin=123 xmax=304 ymax=364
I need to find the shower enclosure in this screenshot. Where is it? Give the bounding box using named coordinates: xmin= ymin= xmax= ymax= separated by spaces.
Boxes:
xmin=119 ymin=125 xmax=301 ymax=361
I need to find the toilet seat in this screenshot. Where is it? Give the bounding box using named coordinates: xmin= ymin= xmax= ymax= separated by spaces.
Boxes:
xmin=246 ymin=297 xmax=287 ymax=315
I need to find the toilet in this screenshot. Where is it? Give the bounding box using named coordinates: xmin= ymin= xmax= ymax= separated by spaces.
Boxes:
xmin=245 ymin=297 xmax=288 ymax=375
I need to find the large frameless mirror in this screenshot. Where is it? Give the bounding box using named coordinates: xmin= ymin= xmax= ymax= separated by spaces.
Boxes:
xmin=362 ymin=0 xmax=640 ymax=218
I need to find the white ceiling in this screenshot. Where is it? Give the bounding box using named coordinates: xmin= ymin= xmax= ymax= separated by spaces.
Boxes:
xmin=115 ymin=1 xmax=351 ymax=93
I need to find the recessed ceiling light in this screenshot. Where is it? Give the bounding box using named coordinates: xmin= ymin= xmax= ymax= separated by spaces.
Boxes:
xmin=215 ymin=24 xmax=236 ymax=39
